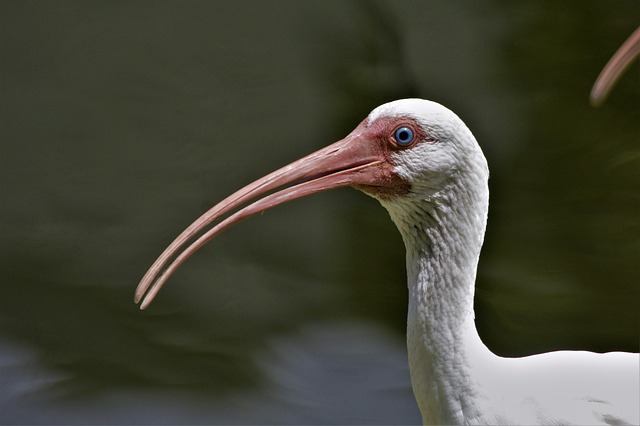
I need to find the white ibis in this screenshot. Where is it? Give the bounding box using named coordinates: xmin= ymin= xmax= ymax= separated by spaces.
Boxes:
xmin=135 ymin=99 xmax=639 ymax=425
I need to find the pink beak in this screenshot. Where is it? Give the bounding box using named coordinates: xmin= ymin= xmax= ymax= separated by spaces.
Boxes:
xmin=135 ymin=122 xmax=397 ymax=309
xmin=591 ymin=26 xmax=640 ymax=106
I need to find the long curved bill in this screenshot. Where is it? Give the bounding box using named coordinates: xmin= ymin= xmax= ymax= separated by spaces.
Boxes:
xmin=135 ymin=126 xmax=390 ymax=309
xmin=591 ymin=26 xmax=640 ymax=106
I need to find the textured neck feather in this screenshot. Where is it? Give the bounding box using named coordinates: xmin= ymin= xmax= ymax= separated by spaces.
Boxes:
xmin=381 ymin=156 xmax=492 ymax=424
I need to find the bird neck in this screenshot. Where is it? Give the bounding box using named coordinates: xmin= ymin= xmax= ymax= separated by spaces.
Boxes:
xmin=382 ymin=172 xmax=493 ymax=424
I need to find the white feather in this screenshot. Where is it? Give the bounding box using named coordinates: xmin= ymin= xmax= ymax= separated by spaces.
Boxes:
xmin=369 ymin=99 xmax=639 ymax=425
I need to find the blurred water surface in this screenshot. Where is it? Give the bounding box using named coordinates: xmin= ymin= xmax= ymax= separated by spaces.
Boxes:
xmin=1 ymin=1 xmax=638 ymax=424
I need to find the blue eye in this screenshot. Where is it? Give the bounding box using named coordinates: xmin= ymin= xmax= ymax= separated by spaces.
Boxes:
xmin=393 ymin=126 xmax=414 ymax=146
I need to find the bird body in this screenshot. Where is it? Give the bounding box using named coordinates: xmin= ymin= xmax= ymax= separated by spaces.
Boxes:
xmin=136 ymin=99 xmax=639 ymax=425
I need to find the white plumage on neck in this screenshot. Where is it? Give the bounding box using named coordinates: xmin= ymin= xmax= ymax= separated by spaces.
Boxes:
xmin=371 ymin=99 xmax=639 ymax=425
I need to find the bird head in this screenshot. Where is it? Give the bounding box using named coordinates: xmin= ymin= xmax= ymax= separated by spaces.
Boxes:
xmin=135 ymin=99 xmax=488 ymax=308
xmin=363 ymin=99 xmax=487 ymax=203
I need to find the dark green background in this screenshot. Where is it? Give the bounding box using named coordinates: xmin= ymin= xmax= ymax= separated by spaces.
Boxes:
xmin=1 ymin=1 xmax=638 ymax=424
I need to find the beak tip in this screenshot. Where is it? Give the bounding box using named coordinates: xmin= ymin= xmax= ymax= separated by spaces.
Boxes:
xmin=589 ymin=89 xmax=605 ymax=107
xmin=139 ymin=296 xmax=153 ymax=310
